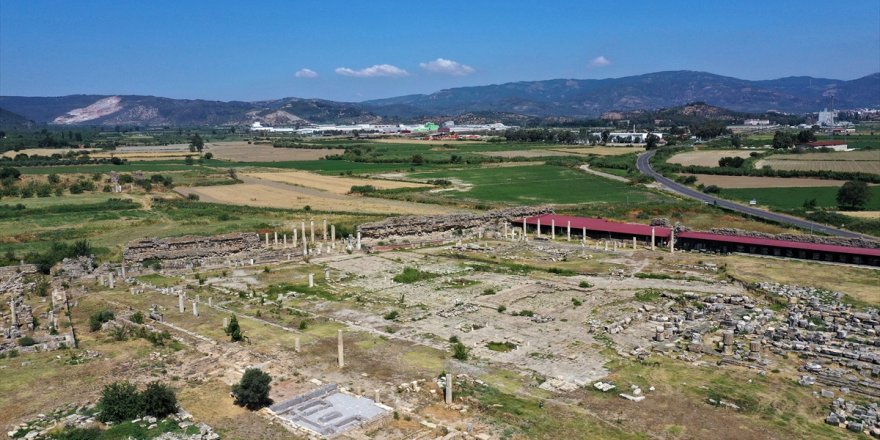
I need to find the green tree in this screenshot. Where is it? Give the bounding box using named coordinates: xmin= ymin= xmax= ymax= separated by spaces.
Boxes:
xmin=837 ymin=181 xmax=871 ymax=210
xmin=644 ymin=133 xmax=660 ymax=150
xmin=225 ymin=314 xmax=242 ymax=342
xmin=97 ymin=381 xmax=142 ymax=423
xmin=771 ymin=131 xmax=794 ymax=149
xmin=190 ymin=134 xmax=204 ymax=153
xmin=141 ymin=382 xmax=177 ymax=418
xmin=411 ymin=154 xmax=424 ymax=166
xmin=232 ymin=368 xmax=272 ymax=409
xmin=601 ymin=130 xmax=610 ymax=144
xmin=731 ymin=134 xmax=743 ymax=148
xmin=452 ymin=342 xmax=469 ymax=361
xmin=796 ymin=129 xmax=817 ymax=144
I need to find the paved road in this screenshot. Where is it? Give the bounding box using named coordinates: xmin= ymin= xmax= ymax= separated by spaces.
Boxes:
xmin=636 ymin=149 xmax=866 ymax=238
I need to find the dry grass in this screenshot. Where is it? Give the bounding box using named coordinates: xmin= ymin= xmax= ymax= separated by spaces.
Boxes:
xmin=1 ymin=148 xmax=96 ymax=158
xmin=836 ymin=210 xmax=880 ymax=219
xmin=763 ymin=151 xmax=879 ymax=161
xmin=687 ymin=174 xmax=853 ymax=188
xmin=176 ymin=175 xmax=454 ymax=215
xmin=552 ymin=146 xmax=645 ymax=156
xmin=756 ymin=159 xmax=880 ymax=174
xmin=668 ymin=150 xmax=753 ymax=167
xmin=206 ymin=142 xmax=343 ymax=162
xmin=245 ymin=170 xmax=429 ymax=194
xmin=370 ymin=138 xmax=487 ymax=145
xmin=178 ymin=380 xmax=293 ymax=439
xmin=90 ymin=151 xmax=194 ymax=160
xmin=476 ymin=150 xmax=580 ymax=158
xmin=724 ymin=255 xmax=880 ymax=305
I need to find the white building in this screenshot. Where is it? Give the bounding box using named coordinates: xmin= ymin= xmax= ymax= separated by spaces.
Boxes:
xmin=818 ymin=109 xmax=836 ymax=126
xmin=744 ymin=119 xmax=771 ymax=126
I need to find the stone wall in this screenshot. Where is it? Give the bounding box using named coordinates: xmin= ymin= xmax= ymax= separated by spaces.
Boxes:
xmin=357 ymin=206 xmax=554 ymax=238
xmin=123 ymin=233 xmax=261 ymax=264
xmin=707 ymin=228 xmax=880 ymax=249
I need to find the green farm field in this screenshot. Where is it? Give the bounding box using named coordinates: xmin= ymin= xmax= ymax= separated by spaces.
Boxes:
xmin=410 ymin=164 xmax=669 ymax=205
xmin=721 ymin=186 xmax=880 ymax=211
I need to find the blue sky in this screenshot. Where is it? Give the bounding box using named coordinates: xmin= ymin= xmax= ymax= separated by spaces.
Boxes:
xmin=1 ymin=0 xmax=878 ymax=102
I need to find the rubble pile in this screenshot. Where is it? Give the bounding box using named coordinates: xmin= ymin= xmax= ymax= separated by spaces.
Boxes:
xmin=709 ymin=228 xmax=880 ymax=249
xmin=123 ymin=233 xmax=261 ymax=265
xmin=56 ymin=256 xmax=96 ymax=278
xmin=825 ymin=398 xmax=880 ymax=437
xmin=358 ymin=206 xmax=554 ymax=238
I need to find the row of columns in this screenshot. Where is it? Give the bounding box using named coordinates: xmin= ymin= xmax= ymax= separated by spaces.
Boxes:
xmin=515 ymin=218 xmax=674 ymax=253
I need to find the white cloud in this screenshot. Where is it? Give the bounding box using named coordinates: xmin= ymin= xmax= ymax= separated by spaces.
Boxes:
xmin=419 ymin=58 xmax=475 ymax=76
xmin=334 ymin=64 xmax=409 ymax=78
xmin=295 ymin=68 xmax=318 ymax=78
xmin=589 ymin=55 xmax=611 ymax=67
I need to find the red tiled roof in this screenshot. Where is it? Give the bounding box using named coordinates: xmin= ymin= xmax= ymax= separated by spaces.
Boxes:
xmin=676 ymin=231 xmax=880 ymax=257
xmin=521 ymin=214 xmax=672 ymax=238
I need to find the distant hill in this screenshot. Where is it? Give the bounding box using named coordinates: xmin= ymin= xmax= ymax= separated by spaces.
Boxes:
xmin=364 ymin=71 xmax=880 ymax=118
xmin=0 ymin=107 xmax=36 ymax=129
xmin=1 ymin=70 xmax=877 ymax=126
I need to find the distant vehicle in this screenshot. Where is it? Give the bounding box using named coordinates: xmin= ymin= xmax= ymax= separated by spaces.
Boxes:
xmin=749 ymin=199 xmax=757 ymax=205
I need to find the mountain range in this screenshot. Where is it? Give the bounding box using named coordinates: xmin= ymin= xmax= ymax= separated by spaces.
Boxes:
xmin=1 ymin=70 xmax=877 ymax=127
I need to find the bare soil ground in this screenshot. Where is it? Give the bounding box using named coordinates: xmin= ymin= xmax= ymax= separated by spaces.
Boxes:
xmin=1 ymin=148 xmax=96 ymax=158
xmin=205 ymin=142 xmax=343 ymax=162
xmin=667 ymin=150 xmax=753 ymax=167
xmin=837 ymin=210 xmax=880 ymax=219
xmin=245 ymin=170 xmax=429 ymax=194
xmin=175 ymin=175 xmax=455 ymax=215
xmin=687 ymin=174 xmax=854 ymax=188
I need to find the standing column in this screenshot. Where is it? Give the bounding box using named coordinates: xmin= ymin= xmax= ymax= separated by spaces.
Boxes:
xmin=274 ymin=231 xmax=278 ymax=246
xmin=209 ymin=297 xmax=213 ymax=307
xmin=633 ymin=237 xmax=637 ymax=249
xmin=293 ymin=228 xmax=298 ymax=247
xmin=9 ymin=300 xmax=17 ymax=327
xmin=356 ymin=232 xmax=362 ymax=250
xmin=308 ymin=273 xmax=315 ymax=288
xmin=551 ymin=219 xmax=555 ymax=240
xmin=582 ymin=226 xmax=587 ymax=244
xmin=669 ymin=229 xmax=675 ymax=254
xmin=108 ymin=273 xmax=115 ymax=289
xmin=265 ymin=233 xmax=270 ymax=246
xmin=503 ymin=222 xmax=508 ymax=240
xmin=192 ymin=301 xmax=198 ymax=317
xmin=294 ymin=336 xmax=301 ymax=353
xmin=537 ymin=218 xmax=541 ymax=237
xmin=310 ymin=221 xmax=315 ymax=243
xmin=301 ymin=221 xmax=306 ymax=244
xmin=303 ymin=237 xmax=308 ymax=257
xmin=121 ymin=266 xmax=126 ymax=279
xmin=323 ymin=219 xmax=327 ymax=241
xmin=325 ymin=268 xmax=331 ymax=281
xmin=337 ymin=330 xmax=344 ymax=368
xmin=331 ymin=225 xmax=336 ymax=248
xmin=567 ymin=221 xmax=571 ymax=241
xmin=283 ymin=234 xmax=287 ymax=247
xmin=445 ymin=373 xmax=453 ymax=404
xmin=651 ymin=227 xmax=656 ymax=251
xmin=522 ymin=217 xmax=527 ymax=240
xmin=179 ymin=294 xmax=185 ymax=313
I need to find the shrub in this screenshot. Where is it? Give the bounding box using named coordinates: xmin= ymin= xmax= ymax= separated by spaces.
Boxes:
xmin=383 ymin=310 xmax=399 ymax=320
xmin=97 ymin=381 xmax=142 ymax=423
xmin=451 ymin=342 xmax=469 ymax=361
xmin=571 ymin=298 xmax=582 ymax=307
xmin=349 ymin=185 xmax=376 ymax=194
xmin=578 ymin=280 xmax=592 ymax=288
xmin=130 ymin=311 xmax=144 ymax=324
xmin=232 ymin=368 xmax=272 ymax=410
xmin=481 ymin=288 xmax=496 ymax=295
xmin=225 ymin=315 xmax=243 ymax=342
xmin=393 ymin=267 xmax=437 ymax=284
xmin=141 ymin=382 xmax=177 ymax=418
xmin=497 ymin=305 xmax=507 ymax=313
xmin=89 ymin=309 xmax=115 ymax=332
xmin=18 ymin=336 xmax=36 ymax=346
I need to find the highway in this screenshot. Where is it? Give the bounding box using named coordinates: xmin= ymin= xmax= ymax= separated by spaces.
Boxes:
xmin=636 ymin=149 xmax=866 ymax=238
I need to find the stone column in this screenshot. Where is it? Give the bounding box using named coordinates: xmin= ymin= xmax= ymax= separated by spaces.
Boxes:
xmin=209 ymin=297 xmax=213 ymax=307
xmin=323 ymin=219 xmax=327 ymax=241
xmin=536 ymin=218 xmax=541 ymax=237
xmin=325 ymin=268 xmax=331 ymax=281
xmin=121 ymin=266 xmax=126 ymax=279
xmin=331 ymin=225 xmax=336 ymax=247
xmin=503 ymin=222 xmax=508 ymax=240
xmin=669 ymin=229 xmax=675 ymax=254
xmin=445 ymin=373 xmax=452 ymax=404
xmin=301 ymin=221 xmax=306 ymax=243
xmin=303 ymin=237 xmax=308 ymax=257
xmin=723 ymin=331 xmax=734 ymax=355
xmin=310 ymin=221 xmax=315 ymax=243
xmin=10 ymin=300 xmax=17 ymax=327
xmin=108 ymin=273 xmax=115 ymax=289
xmin=356 ymin=232 xmax=362 ymax=250
xmin=567 ymin=221 xmax=571 ymax=241
xmin=283 ymin=234 xmax=287 ymax=247
xmin=604 ymin=241 xmax=609 ymax=251
xmin=651 ymin=227 xmax=656 ymax=251
xmin=633 ymin=237 xmax=637 ymax=249
xmin=223 ymin=317 xmax=228 ymax=329
xmin=274 ymin=231 xmax=278 ymax=246
xmin=582 ymin=226 xmax=587 ymax=243
xmin=337 ymin=330 xmax=344 ymax=368
xmin=293 ymin=228 xmax=298 ymax=247
xmin=294 ymin=336 xmax=301 ymax=353
xmin=179 ymin=294 xmax=185 ymax=313
xmin=522 ymin=217 xmax=527 ymax=240
xmin=375 ymin=390 xmax=381 ymax=404
xmin=193 ymin=301 xmax=198 ymax=317
xmin=308 ymin=273 xmax=315 ymax=288
xmin=265 ymin=232 xmax=270 ymax=246
xmin=551 ymin=219 xmax=555 ymax=240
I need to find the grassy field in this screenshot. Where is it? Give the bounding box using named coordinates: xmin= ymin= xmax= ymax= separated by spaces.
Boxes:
xmin=721 ymin=186 xmax=880 ymax=211
xmin=409 ymin=164 xmax=670 ymax=205
xmin=668 ymin=150 xmax=754 ymax=167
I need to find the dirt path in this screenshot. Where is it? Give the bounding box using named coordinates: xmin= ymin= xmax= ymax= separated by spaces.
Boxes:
xmin=578 ymin=164 xmax=630 ymax=182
